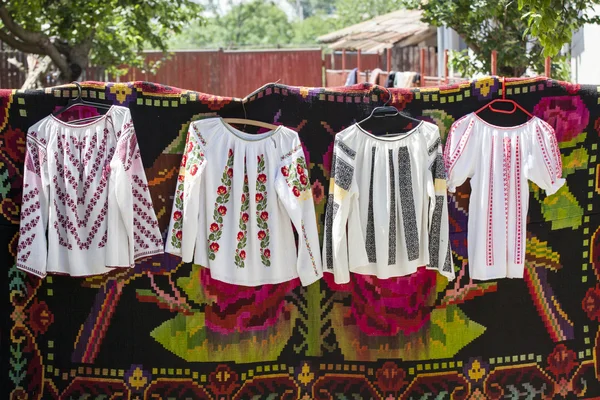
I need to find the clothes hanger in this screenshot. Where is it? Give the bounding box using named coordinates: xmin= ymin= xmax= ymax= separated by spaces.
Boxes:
xmin=52 ymin=82 xmax=112 ymax=124
xmin=221 ymin=81 xmax=281 ymax=131
xmin=474 ymin=77 xmax=533 ymax=117
xmin=357 ymin=85 xmax=421 ymax=136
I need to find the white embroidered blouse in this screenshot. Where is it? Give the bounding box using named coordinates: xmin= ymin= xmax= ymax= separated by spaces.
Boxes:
xmin=17 ymin=106 xmax=163 ymax=278
xmin=444 ymin=113 xmax=565 ymax=280
xmin=322 ymin=121 xmax=454 ymax=284
xmin=165 ymin=118 xmax=323 ymax=286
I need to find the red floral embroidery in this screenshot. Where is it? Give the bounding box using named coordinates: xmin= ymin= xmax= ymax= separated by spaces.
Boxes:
xmin=281 ymin=153 xmax=311 ymax=200
xmin=255 ymin=154 xmax=271 ymax=266
xmin=170 ymin=129 xmax=205 ymax=250
xmin=207 ymin=149 xmax=234 ymax=260
xmin=235 ymin=165 xmax=250 ymax=268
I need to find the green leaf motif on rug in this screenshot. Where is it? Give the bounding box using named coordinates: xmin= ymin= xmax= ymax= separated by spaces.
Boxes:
xmin=0 ymin=167 xmax=10 ymax=199
xmin=330 ymin=303 xmax=485 ymax=361
xmin=163 ymin=113 xmax=218 ymax=155
xmin=150 ymin=307 xmax=298 ymax=363
xmin=422 ymin=109 xmax=455 ymax=142
xmin=540 ymin=184 xmax=583 ymax=230
xmin=561 ymin=147 xmax=588 ymax=175
xmin=177 ymin=264 xmax=208 ymax=306
xmin=558 ymin=131 xmax=586 ymax=149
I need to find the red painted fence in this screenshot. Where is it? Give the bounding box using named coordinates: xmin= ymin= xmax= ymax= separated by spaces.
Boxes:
xmin=118 ymin=49 xmax=324 ymax=98
xmin=0 ymin=48 xmax=325 ymax=97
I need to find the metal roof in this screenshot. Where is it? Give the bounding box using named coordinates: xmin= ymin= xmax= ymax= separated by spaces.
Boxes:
xmin=317 ymin=9 xmax=435 ymax=52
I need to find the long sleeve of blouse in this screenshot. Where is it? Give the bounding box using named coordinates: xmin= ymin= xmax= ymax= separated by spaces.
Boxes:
xmin=17 ymin=106 xmax=163 ymax=277
xmin=322 ymin=122 xmax=454 ymax=284
xmin=165 ymin=118 xmax=323 ymax=286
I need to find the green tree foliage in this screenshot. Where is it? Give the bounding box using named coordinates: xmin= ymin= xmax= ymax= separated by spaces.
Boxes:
xmin=171 ymin=0 xmax=294 ymax=49
xmin=291 ymin=14 xmax=337 ymax=44
xmin=405 ymin=0 xmax=578 ymax=79
xmin=0 ymin=1 xmax=201 ymax=82
xmin=333 ymin=0 xmax=404 ymax=27
xmin=520 ymin=0 xmax=600 ymax=57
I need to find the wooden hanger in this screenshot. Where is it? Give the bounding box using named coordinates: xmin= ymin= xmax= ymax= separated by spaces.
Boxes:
xmin=221 ymin=81 xmax=281 ymax=130
xmin=474 ymin=77 xmax=533 ymax=117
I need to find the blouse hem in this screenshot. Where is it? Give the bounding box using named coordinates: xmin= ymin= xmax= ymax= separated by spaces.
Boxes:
xmin=134 ymin=248 xmax=164 ymax=262
xmin=17 ymin=263 xmax=46 ymax=278
xmin=205 ymin=269 xmax=303 ymax=287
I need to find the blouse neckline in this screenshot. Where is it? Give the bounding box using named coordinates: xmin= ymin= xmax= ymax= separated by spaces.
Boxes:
xmin=50 ymin=105 xmax=115 ymax=128
xmin=218 ymin=118 xmax=283 ymax=142
xmin=354 ymin=121 xmax=423 ymax=142
xmin=472 ymin=112 xmax=539 ymax=131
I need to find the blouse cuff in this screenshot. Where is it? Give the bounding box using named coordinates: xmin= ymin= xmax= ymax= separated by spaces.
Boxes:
xmin=544 ymin=178 xmax=566 ymax=196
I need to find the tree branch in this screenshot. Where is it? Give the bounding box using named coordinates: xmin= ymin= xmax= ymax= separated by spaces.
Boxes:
xmin=0 ymin=5 xmax=70 ymax=78
xmin=0 ymin=30 xmax=42 ymax=53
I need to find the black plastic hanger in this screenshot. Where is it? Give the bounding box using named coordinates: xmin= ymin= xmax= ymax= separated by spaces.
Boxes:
xmin=357 ymin=86 xmax=421 ymax=136
xmin=52 ymin=82 xmax=112 ymax=123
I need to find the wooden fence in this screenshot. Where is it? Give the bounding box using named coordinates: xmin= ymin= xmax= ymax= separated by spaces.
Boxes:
xmin=0 ymin=48 xmax=325 ymax=97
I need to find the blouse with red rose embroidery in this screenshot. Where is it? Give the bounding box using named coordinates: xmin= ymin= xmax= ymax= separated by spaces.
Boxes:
xmin=165 ymin=117 xmax=323 ymax=286
xmin=17 ymin=106 xmax=163 ymax=278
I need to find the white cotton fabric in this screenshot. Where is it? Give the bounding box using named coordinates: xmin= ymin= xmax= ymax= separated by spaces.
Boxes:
xmin=165 ymin=118 xmax=323 ymax=287
xmin=444 ymin=113 xmax=565 ymax=280
xmin=322 ymin=121 xmax=454 ymax=284
xmin=17 ymin=106 xmax=163 ymax=278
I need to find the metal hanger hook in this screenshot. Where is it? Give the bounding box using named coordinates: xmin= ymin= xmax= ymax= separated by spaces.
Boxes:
xmin=71 ymin=81 xmax=82 ymax=100
xmin=382 ymin=86 xmax=393 ymax=106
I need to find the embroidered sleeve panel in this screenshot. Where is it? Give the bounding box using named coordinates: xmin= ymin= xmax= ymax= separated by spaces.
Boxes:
xmin=279 ymin=144 xmax=311 ymax=201
xmin=116 ymin=123 xmax=163 ymax=259
xmin=169 ymin=126 xmax=207 ymax=251
xmin=17 ymin=135 xmax=50 ymax=277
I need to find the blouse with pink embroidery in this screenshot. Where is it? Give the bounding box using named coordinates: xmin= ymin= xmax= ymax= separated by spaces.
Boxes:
xmin=17 ymin=106 xmax=163 ymax=278
xmin=444 ymin=113 xmax=565 ymax=280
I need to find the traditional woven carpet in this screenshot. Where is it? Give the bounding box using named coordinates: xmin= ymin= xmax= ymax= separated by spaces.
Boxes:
xmin=2 ymin=77 xmax=599 ymax=398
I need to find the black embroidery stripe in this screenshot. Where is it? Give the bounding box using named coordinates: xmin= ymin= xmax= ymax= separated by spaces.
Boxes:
xmin=432 ymin=153 xmax=446 ymax=179
xmin=442 ymin=243 xmax=452 ymax=272
xmin=324 ymin=194 xmax=334 ymax=269
xmin=334 ymin=156 xmax=354 ymax=191
xmin=388 ymin=149 xmax=396 ymax=265
xmin=335 ymin=140 xmax=356 ymax=159
xmin=428 ymin=195 xmax=445 ymax=270
xmin=398 ymin=147 xmax=419 ymax=261
xmin=428 ymin=137 xmax=441 ymax=155
xmin=365 ymin=147 xmax=377 ymax=263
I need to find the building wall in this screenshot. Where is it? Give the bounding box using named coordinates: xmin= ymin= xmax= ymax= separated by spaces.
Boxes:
xmin=571 ymin=5 xmax=600 ymax=84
